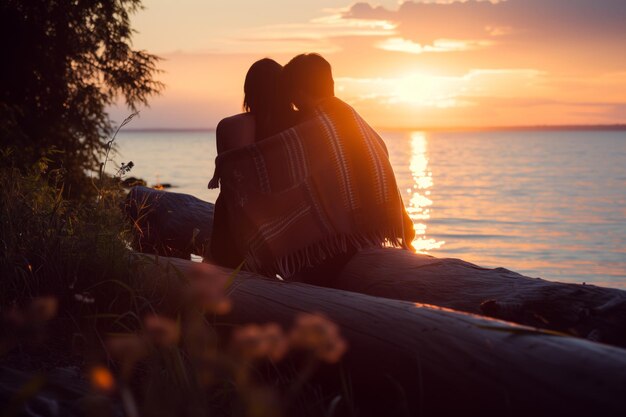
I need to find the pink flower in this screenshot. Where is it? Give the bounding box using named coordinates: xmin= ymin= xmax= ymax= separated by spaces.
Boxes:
xmin=144 ymin=315 xmax=180 ymax=347
xmin=262 ymin=323 xmax=289 ymax=362
xmin=188 ymin=263 xmax=232 ymax=315
xmin=230 ymin=323 xmax=288 ymax=362
xmin=289 ymin=313 xmax=348 ymax=363
xmin=106 ymin=334 xmax=148 ymax=379
xmin=106 ymin=334 xmax=148 ymax=362
xmin=230 ymin=324 xmax=265 ymax=360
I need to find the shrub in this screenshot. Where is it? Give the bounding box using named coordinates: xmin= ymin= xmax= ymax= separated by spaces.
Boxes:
xmin=0 ymin=147 xmax=131 ymax=308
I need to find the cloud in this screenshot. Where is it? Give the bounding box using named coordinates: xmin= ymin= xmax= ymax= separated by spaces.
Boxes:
xmin=219 ymin=11 xmax=396 ymax=54
xmin=121 ymin=0 xmax=626 ymax=128
xmin=345 ymin=1 xmax=500 ymax=44
xmin=333 ymin=66 xmax=626 ymax=126
xmin=377 ymin=37 xmax=493 ymax=54
xmin=334 ymin=68 xmax=547 ymax=117
xmin=344 ymin=0 xmax=626 ymax=42
xmin=342 ymin=0 xmax=626 ymax=71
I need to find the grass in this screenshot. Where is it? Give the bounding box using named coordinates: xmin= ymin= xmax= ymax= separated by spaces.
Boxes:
xmin=0 ymin=143 xmax=352 ymax=417
xmin=0 ymin=149 xmax=131 ymax=307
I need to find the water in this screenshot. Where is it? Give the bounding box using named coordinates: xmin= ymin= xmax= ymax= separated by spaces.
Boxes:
xmin=112 ymin=129 xmax=626 ymax=288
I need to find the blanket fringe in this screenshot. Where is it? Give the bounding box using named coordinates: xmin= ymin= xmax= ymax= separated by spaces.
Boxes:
xmin=243 ymin=229 xmax=407 ymax=279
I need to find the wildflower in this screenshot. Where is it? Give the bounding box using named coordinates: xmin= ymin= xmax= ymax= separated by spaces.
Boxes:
xmin=90 ymin=365 xmax=116 ymax=393
xmin=315 ymin=335 xmax=347 ymax=364
xmin=289 ymin=313 xmax=348 ymax=364
xmin=106 ymin=334 xmax=148 ymax=379
xmin=188 ymin=263 xmax=232 ymax=315
xmin=28 ymin=296 xmax=58 ymax=321
xmin=214 ymin=298 xmax=233 ymax=315
xmin=144 ymin=314 xmax=180 ymax=347
xmin=230 ymin=323 xmax=288 ymax=362
xmin=262 ymin=323 xmax=288 ymax=362
xmin=107 ymin=334 xmax=148 ymax=362
xmin=231 ymin=324 xmax=266 ymax=360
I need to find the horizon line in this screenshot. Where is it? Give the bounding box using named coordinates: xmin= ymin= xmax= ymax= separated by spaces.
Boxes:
xmin=122 ymin=123 xmax=626 ymax=133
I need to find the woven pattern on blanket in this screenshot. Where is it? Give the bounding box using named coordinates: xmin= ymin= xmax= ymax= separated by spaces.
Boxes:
xmin=214 ymin=97 xmax=415 ymax=277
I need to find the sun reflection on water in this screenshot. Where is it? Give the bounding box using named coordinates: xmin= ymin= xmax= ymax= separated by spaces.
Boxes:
xmin=407 ymin=132 xmax=445 ymax=253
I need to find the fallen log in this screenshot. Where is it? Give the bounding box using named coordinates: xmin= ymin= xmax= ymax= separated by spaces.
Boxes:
xmin=336 ymin=248 xmax=626 ymax=347
xmin=124 ymin=186 xmax=626 ymax=347
xmin=124 ymin=186 xmax=213 ymax=259
xmin=130 ymin=255 xmax=626 ymax=417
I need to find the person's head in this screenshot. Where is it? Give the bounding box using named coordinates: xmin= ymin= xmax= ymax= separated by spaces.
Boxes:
xmin=243 ymin=58 xmax=294 ymax=138
xmin=282 ymin=53 xmax=334 ymax=112
xmin=243 ymin=58 xmax=283 ymax=114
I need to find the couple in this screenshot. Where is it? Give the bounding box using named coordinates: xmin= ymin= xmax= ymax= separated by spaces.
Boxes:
xmin=209 ymin=53 xmax=415 ymax=283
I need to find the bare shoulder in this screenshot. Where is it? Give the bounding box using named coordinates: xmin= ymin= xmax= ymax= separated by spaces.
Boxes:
xmin=216 ymin=113 xmax=256 ymax=153
xmin=217 ymin=113 xmax=253 ymax=133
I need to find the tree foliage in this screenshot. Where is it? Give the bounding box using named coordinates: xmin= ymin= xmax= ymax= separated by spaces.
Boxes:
xmin=0 ymin=0 xmax=162 ymax=195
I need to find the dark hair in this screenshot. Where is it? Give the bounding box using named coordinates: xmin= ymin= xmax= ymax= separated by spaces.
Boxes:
xmin=243 ymin=58 xmax=295 ymax=139
xmin=282 ymin=53 xmax=334 ymax=100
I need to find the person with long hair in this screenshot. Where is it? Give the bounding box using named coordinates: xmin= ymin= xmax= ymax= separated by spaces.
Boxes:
xmin=213 ymin=53 xmax=415 ymax=280
xmin=214 ymin=58 xmax=297 ymax=153
xmin=208 ymin=58 xmax=298 ymax=267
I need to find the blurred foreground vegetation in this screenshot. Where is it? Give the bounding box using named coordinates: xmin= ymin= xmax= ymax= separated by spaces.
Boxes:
xmin=0 ymin=148 xmax=131 ymax=307
xmin=0 ymin=142 xmax=348 ymax=417
xmin=0 ymin=2 xmax=349 ymax=415
xmin=0 ymin=148 xmax=349 ymax=417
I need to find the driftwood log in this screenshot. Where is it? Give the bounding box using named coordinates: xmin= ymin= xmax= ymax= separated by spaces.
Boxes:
xmin=337 ymin=248 xmax=626 ymax=347
xmin=125 ymin=186 xmax=626 ymax=347
xmin=124 ymin=186 xmax=213 ymax=259
xmin=130 ymin=255 xmax=626 ymax=417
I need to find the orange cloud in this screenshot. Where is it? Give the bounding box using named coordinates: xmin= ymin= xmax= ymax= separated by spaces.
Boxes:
xmin=111 ymin=0 xmax=626 ymax=128
xmin=342 ymin=0 xmax=626 ymax=73
xmin=377 ymin=37 xmax=493 ymax=54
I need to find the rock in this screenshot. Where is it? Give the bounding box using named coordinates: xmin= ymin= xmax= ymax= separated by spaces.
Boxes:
xmin=120 ymin=176 xmax=146 ymax=188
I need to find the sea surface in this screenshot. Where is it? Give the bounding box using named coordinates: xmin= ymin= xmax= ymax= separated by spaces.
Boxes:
xmin=111 ymin=128 xmax=626 ymax=288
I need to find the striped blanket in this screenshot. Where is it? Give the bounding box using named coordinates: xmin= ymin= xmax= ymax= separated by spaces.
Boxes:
xmin=210 ymin=97 xmax=415 ymax=277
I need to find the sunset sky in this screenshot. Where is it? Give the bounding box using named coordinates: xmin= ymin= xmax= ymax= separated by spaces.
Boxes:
xmin=110 ymin=0 xmax=626 ymax=129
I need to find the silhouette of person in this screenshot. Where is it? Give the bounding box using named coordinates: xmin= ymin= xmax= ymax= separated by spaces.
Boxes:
xmin=280 ymin=53 xmax=415 ymax=284
xmin=214 ymin=58 xmax=298 ymax=153
xmin=209 ymin=58 xmax=298 ymax=268
xmin=282 ymin=53 xmax=336 ymax=119
xmin=275 ymin=54 xmax=355 ymax=283
xmin=211 ymin=53 xmax=414 ymax=281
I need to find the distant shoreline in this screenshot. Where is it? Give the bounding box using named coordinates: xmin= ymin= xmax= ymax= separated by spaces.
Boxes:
xmin=122 ymin=124 xmax=626 ymax=134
